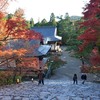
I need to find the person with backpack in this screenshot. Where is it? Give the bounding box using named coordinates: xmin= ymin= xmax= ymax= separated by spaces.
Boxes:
xmin=81 ymin=73 xmax=87 ymax=84
xmin=38 ymin=70 xmax=45 ymax=85
xmin=73 ymin=74 xmax=78 ymax=84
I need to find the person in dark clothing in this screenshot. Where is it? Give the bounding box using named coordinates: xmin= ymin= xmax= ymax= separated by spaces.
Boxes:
xmin=38 ymin=70 xmax=45 ymax=85
xmin=80 ymin=56 xmax=84 ymax=66
xmin=73 ymin=74 xmax=78 ymax=84
xmin=81 ymin=73 xmax=87 ymax=84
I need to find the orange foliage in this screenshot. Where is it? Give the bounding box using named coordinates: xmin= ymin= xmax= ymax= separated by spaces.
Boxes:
xmin=81 ymin=65 xmax=100 ymax=73
xmin=80 ymin=66 xmax=90 ymax=73
xmin=17 ymin=57 xmax=39 ymax=69
xmin=0 ymin=1 xmax=42 ymax=59
xmin=0 ymin=49 xmax=27 ymax=57
xmin=0 ymin=0 xmax=42 ymax=71
xmin=0 ymin=15 xmax=41 ymax=41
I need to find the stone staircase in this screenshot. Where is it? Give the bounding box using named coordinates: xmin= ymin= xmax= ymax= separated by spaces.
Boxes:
xmin=0 ymin=79 xmax=100 ymax=100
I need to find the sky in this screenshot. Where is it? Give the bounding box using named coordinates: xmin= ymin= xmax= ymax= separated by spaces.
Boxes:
xmin=7 ymin=0 xmax=90 ymax=23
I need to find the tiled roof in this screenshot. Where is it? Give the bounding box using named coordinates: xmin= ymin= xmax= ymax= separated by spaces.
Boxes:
xmin=7 ymin=39 xmax=40 ymax=50
xmin=27 ymin=45 xmax=51 ymax=57
xmin=7 ymin=39 xmax=51 ymax=56
xmin=31 ymin=26 xmax=61 ymax=42
xmin=32 ymin=26 xmax=55 ymax=37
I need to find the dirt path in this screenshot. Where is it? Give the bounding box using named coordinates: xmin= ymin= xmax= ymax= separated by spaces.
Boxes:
xmin=51 ymin=46 xmax=94 ymax=81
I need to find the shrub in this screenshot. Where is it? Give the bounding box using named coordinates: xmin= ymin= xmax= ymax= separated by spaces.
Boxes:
xmin=0 ymin=71 xmax=13 ymax=86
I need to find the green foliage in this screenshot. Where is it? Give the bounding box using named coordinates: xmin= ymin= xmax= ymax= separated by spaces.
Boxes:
xmin=57 ymin=14 xmax=79 ymax=45
xmin=15 ymin=75 xmax=22 ymax=83
xmin=49 ymin=13 xmax=55 ymax=22
xmin=66 ymin=45 xmax=79 ymax=52
xmin=6 ymin=14 xmax=13 ymax=19
xmin=49 ymin=13 xmax=57 ymax=26
xmin=48 ymin=55 xmax=66 ymax=75
xmin=57 ymin=16 xmax=87 ymax=58
xmin=30 ymin=18 xmax=34 ymax=28
xmin=41 ymin=18 xmax=48 ymax=26
xmin=34 ymin=22 xmax=41 ymax=27
xmin=0 ymin=71 xmax=14 ymax=86
xmin=26 ymin=20 xmax=31 ymax=29
xmin=73 ymin=43 xmax=94 ymax=60
xmin=0 ymin=71 xmax=22 ymax=86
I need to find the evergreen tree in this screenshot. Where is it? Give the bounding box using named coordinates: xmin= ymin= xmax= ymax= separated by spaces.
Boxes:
xmin=57 ymin=13 xmax=83 ymax=56
xmin=50 ymin=13 xmax=55 ymax=22
xmin=64 ymin=12 xmax=70 ymax=20
xmin=30 ymin=18 xmax=34 ymax=28
xmin=41 ymin=18 xmax=47 ymax=26
xmin=6 ymin=13 xmax=13 ymax=19
xmin=49 ymin=13 xmax=57 ymax=26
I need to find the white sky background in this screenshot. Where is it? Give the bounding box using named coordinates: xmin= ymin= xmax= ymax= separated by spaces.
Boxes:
xmin=7 ymin=0 xmax=90 ymax=23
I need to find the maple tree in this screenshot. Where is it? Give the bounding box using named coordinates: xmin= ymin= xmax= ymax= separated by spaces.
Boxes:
xmin=78 ymin=0 xmax=100 ymax=66
xmin=0 ymin=0 xmax=42 ymax=69
xmin=0 ymin=0 xmax=44 ymax=84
